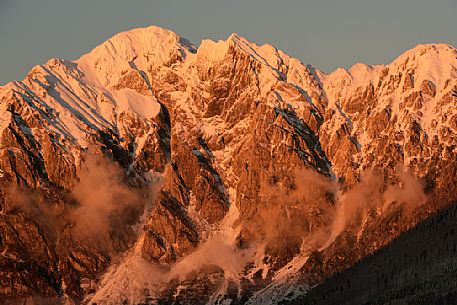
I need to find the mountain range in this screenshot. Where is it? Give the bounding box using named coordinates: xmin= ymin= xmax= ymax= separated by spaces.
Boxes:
xmin=0 ymin=25 xmax=456 ymax=305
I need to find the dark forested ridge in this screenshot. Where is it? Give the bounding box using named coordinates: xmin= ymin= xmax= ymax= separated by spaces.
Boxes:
xmin=290 ymin=202 xmax=457 ymax=305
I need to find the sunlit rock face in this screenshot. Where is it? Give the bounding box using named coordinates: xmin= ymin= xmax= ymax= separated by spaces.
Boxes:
xmin=0 ymin=25 xmax=455 ymax=304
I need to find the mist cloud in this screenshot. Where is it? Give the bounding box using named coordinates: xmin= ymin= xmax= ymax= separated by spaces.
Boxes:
xmin=69 ymin=153 xmax=142 ymax=241
xmin=245 ymin=167 xmax=428 ymax=255
xmin=89 ymin=165 xmax=429 ymax=304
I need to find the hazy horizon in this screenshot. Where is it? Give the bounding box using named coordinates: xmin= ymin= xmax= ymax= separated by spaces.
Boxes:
xmin=1 ymin=0 xmax=456 ymax=85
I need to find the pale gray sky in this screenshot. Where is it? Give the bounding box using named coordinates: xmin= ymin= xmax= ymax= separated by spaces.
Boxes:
xmin=1 ymin=0 xmax=456 ymax=84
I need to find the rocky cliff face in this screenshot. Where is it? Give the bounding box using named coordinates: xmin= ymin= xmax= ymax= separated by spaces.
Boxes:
xmin=0 ymin=26 xmax=455 ymax=304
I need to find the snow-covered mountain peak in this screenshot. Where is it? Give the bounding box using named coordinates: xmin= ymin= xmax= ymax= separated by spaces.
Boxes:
xmin=323 ymin=44 xmax=457 ymax=106
xmin=325 ymin=62 xmax=383 ymax=86
xmin=388 ymin=44 xmax=457 ymax=88
xmin=392 ymin=43 xmax=456 ymax=65
xmin=80 ymin=25 xmax=195 ymax=61
xmin=197 ymin=32 xmax=294 ymax=78
xmin=76 ymin=25 xmax=196 ymax=87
